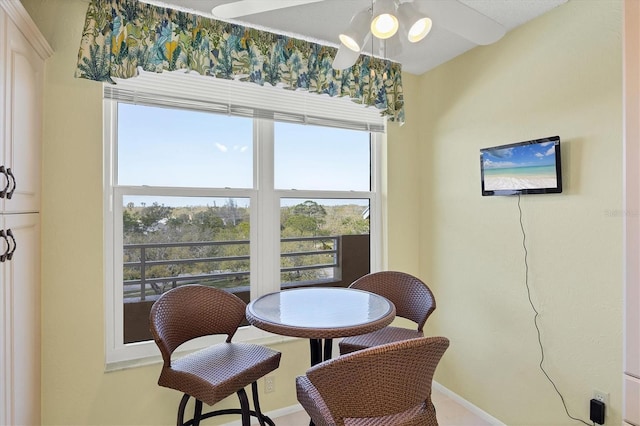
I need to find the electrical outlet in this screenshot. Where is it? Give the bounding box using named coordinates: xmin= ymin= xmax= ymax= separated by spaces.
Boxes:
xmin=265 ymin=376 xmax=275 ymax=393
xmin=593 ymin=389 xmax=609 ymax=405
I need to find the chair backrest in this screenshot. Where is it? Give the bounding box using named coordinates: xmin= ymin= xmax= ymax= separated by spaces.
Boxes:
xmin=306 ymin=336 xmax=449 ymax=422
xmin=349 ymin=271 xmax=436 ymax=331
xmin=149 ymin=285 xmax=247 ymax=366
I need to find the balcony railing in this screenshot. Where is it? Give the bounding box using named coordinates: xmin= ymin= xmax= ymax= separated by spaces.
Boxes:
xmin=122 ymin=234 xmax=370 ymax=343
xmin=123 ymin=236 xmax=340 ymax=302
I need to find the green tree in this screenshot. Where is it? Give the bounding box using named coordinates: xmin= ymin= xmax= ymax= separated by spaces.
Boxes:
xmin=291 ymin=200 xmax=326 ymax=223
xmin=285 ymin=200 xmax=327 ymax=235
xmin=284 ymin=215 xmax=318 ymax=235
xmin=139 ymin=202 xmax=173 ymax=231
xmin=123 ymin=209 xmax=141 ymax=234
xmin=193 ymin=207 xmax=225 ymax=235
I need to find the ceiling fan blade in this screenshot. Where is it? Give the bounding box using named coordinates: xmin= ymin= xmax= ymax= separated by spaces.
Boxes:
xmin=419 ymin=0 xmax=506 ymax=45
xmin=212 ymin=0 xmax=326 ymax=19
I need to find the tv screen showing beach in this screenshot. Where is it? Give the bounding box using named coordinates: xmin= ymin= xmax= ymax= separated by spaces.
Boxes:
xmin=480 ymin=136 xmax=562 ymax=196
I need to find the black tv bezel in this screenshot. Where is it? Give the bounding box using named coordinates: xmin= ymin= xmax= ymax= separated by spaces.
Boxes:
xmin=480 ymin=136 xmax=562 ymax=196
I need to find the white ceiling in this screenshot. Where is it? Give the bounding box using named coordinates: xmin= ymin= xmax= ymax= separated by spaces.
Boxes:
xmin=152 ymin=0 xmax=568 ymax=75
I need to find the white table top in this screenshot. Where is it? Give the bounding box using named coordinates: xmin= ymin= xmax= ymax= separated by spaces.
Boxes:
xmin=246 ymin=287 xmax=396 ymax=339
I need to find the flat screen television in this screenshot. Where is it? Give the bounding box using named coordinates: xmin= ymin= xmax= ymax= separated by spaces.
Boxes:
xmin=480 ymin=136 xmax=562 ymax=196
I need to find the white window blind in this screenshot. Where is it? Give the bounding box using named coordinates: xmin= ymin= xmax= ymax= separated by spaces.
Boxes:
xmin=104 ymin=70 xmax=386 ymax=133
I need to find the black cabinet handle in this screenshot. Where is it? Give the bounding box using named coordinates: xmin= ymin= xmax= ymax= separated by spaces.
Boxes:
xmin=0 ymin=166 xmax=8 ymax=198
xmin=6 ymin=168 xmax=16 ymax=199
xmin=0 ymin=230 xmax=8 ymax=262
xmin=6 ymin=229 xmax=16 ymax=261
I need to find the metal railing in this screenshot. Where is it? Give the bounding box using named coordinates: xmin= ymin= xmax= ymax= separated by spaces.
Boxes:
xmin=123 ymin=235 xmax=340 ymax=301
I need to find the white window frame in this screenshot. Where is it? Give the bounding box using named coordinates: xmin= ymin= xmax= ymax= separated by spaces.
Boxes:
xmin=103 ymin=71 xmax=385 ymax=368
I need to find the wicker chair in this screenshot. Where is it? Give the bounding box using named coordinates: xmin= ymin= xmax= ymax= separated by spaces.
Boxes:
xmin=149 ymin=285 xmax=281 ymax=426
xmin=296 ymin=336 xmax=450 ymax=426
xmin=338 ymin=271 xmax=436 ymax=355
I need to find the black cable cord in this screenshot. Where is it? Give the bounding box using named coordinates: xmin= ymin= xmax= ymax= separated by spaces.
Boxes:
xmin=516 ymin=194 xmax=593 ymax=426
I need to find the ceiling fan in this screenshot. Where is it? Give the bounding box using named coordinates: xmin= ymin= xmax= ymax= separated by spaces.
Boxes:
xmin=212 ymin=0 xmax=506 ymax=69
xmin=212 ymin=0 xmax=327 ymax=18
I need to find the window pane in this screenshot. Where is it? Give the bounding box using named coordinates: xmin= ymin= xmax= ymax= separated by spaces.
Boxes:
xmin=117 ymin=103 xmax=253 ymax=188
xmin=280 ymin=198 xmax=370 ymax=289
xmin=274 ymin=123 xmax=370 ymax=191
xmin=123 ymin=195 xmax=250 ymax=343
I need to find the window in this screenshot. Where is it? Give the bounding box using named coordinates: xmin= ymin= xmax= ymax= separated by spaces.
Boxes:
xmin=104 ymin=71 xmax=384 ymax=365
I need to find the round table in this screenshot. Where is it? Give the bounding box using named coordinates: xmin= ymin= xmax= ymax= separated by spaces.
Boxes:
xmin=246 ymin=287 xmax=396 ymax=366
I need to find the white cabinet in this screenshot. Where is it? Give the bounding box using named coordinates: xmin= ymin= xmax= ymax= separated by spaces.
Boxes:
xmin=2 ymin=9 xmax=43 ymax=214
xmin=0 ymin=2 xmax=51 ymax=425
xmin=624 ymin=375 xmax=640 ymax=426
xmin=1 ymin=214 xmax=40 ymax=426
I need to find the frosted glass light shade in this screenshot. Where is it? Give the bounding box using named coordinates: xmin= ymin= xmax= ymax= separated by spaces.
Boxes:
xmin=407 ymin=17 xmax=432 ymax=42
xmin=339 ymin=9 xmax=371 ymax=52
xmin=370 ymin=0 xmax=398 ymax=39
xmin=397 ymin=2 xmax=432 ymax=43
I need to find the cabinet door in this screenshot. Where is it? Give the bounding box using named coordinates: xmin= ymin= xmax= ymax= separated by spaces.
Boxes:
xmin=1 ymin=213 xmax=40 ymax=426
xmin=629 ymin=277 xmax=640 ymax=378
xmin=0 ymin=9 xmax=5 ymax=207
xmin=625 ymin=375 xmax=640 ymax=425
xmin=2 ymin=15 xmax=43 ymax=213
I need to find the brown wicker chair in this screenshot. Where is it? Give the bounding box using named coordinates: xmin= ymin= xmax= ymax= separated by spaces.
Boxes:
xmin=149 ymin=285 xmax=281 ymax=426
xmin=338 ymin=271 xmax=436 ymax=355
xmin=296 ymin=336 xmax=449 ymax=426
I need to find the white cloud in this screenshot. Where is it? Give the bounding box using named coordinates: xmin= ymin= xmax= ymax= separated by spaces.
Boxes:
xmin=215 ymin=143 xmax=228 ymax=152
xmin=484 ymin=159 xmax=516 ymax=168
xmin=487 ymin=148 xmax=514 ymax=158
xmin=545 ymin=146 xmax=555 ymax=156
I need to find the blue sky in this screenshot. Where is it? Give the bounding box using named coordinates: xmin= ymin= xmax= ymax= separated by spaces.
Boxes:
xmin=117 ymin=103 xmax=371 ymax=207
xmin=482 ymin=141 xmax=556 ymax=169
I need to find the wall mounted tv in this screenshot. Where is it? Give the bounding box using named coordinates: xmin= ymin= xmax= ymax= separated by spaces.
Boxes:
xmin=480 ymin=136 xmax=562 ymax=196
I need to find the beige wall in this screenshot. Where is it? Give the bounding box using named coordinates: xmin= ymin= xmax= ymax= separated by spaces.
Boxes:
xmin=21 ymin=0 xmax=624 ymax=424
xmin=418 ymin=1 xmax=623 ymax=424
xmin=386 ymin=72 xmax=422 ymax=274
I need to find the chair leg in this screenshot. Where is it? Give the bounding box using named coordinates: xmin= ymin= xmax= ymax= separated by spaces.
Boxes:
xmin=251 ymin=381 xmax=267 ymax=426
xmin=177 ymin=394 xmax=190 ymax=426
xmin=237 ymin=388 xmax=251 ymax=426
xmin=175 ymin=389 xmax=276 ymax=426
xmin=193 ymin=399 xmax=203 ymax=426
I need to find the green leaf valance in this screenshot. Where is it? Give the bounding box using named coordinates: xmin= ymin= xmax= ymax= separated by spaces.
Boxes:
xmin=75 ymin=0 xmax=405 ymax=124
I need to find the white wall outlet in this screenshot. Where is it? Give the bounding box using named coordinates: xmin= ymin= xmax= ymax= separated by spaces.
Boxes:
xmin=593 ymin=389 xmax=609 ymax=405
xmin=265 ymin=376 xmax=275 ymax=393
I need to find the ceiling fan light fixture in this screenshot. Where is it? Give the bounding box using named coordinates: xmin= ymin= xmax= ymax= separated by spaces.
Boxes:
xmin=397 ymin=2 xmax=432 ymax=43
xmin=407 ymin=17 xmax=432 ymax=42
xmin=338 ymin=8 xmax=371 ymax=52
xmin=371 ymin=0 xmax=398 ymax=39
xmin=332 ymin=42 xmax=362 ymax=70
xmin=338 ymin=34 xmax=361 ymax=52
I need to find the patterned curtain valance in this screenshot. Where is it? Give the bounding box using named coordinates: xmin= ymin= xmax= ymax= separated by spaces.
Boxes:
xmin=75 ymin=0 xmax=405 ymax=124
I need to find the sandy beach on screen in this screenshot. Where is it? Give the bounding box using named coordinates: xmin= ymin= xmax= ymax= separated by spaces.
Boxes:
xmin=484 ymin=176 xmax=557 ymax=191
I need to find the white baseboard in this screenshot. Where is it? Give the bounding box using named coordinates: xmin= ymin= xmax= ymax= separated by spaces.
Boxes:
xmin=432 ymin=381 xmax=506 ymax=426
